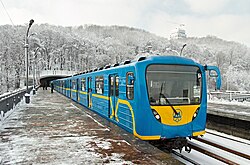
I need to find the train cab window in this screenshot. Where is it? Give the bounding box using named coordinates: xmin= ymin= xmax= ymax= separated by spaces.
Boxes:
xmin=146 ymin=65 xmax=202 ymax=105
xmin=115 ymin=76 xmax=119 ymax=97
xmin=95 ymin=76 xmax=104 ymax=94
xmin=81 ymin=78 xmax=86 ymax=91
xmin=126 ymin=72 xmax=134 ymax=100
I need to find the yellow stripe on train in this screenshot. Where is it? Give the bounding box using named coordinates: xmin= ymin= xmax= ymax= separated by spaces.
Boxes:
xmin=91 ymin=94 xmax=161 ymax=140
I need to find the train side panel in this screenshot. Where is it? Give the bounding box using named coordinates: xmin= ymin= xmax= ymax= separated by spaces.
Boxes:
xmin=53 ymin=56 xmax=220 ymax=141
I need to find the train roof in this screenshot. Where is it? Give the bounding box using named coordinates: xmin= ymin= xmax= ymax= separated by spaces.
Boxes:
xmin=55 ymin=55 xmax=200 ymax=81
xmin=143 ymin=55 xmax=197 ymax=65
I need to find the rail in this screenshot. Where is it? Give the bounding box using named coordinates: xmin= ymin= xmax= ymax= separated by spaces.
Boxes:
xmin=188 ymin=141 xmax=239 ymax=165
xmin=194 ymin=137 xmax=250 ymax=160
xmin=172 ymin=150 xmax=200 ymax=165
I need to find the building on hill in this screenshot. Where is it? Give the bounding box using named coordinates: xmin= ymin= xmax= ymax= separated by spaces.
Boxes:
xmin=170 ymin=24 xmax=187 ymax=39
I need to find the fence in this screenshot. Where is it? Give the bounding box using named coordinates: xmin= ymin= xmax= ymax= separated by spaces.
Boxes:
xmin=209 ymin=91 xmax=250 ymax=102
xmin=0 ymin=87 xmax=33 ymax=116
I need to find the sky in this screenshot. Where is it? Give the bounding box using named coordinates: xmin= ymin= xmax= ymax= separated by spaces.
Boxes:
xmin=1 ymin=0 xmax=250 ymax=47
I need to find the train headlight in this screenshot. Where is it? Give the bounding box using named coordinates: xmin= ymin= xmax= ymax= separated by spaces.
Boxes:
xmin=192 ymin=107 xmax=200 ymax=120
xmin=155 ymin=114 xmax=160 ymax=120
xmin=152 ymin=109 xmax=161 ymax=123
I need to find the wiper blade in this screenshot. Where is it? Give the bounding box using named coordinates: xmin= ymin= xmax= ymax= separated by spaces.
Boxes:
xmin=164 ymin=97 xmax=178 ymax=115
xmin=159 ymin=83 xmax=178 ymax=115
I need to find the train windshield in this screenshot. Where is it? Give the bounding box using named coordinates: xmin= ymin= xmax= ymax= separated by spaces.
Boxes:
xmin=146 ymin=65 xmax=202 ymax=105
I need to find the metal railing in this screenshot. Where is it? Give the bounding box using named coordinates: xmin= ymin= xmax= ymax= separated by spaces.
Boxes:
xmin=0 ymin=87 xmax=33 ymax=115
xmin=209 ymin=91 xmax=250 ymax=102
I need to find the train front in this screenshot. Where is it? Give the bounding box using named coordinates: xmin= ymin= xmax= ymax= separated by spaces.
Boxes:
xmin=140 ymin=56 xmax=221 ymax=150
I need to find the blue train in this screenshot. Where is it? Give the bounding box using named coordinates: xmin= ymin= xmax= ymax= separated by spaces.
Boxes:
xmin=53 ymin=55 xmax=221 ymax=150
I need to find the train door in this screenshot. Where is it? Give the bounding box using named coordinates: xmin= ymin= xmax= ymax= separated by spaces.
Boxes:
xmin=76 ymin=78 xmax=79 ymax=101
xmin=109 ymin=74 xmax=119 ymax=120
xmin=69 ymin=79 xmax=72 ymax=98
xmin=87 ymin=77 xmax=92 ymax=108
xmin=61 ymin=81 xmax=63 ymax=93
xmin=63 ymin=80 xmax=66 ymax=95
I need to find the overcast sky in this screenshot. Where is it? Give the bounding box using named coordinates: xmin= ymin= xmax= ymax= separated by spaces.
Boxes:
xmin=1 ymin=0 xmax=250 ymax=46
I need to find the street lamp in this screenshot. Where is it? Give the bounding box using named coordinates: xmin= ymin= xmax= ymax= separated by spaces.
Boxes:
xmin=24 ymin=19 xmax=34 ymax=104
xmin=32 ymin=47 xmax=40 ymax=95
xmin=180 ymin=44 xmax=187 ymax=56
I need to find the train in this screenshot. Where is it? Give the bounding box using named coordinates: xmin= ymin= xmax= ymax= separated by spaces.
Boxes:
xmin=53 ymin=55 xmax=221 ymax=151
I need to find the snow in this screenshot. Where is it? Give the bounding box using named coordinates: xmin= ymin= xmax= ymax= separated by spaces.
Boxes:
xmin=209 ymin=97 xmax=250 ymax=107
xmin=1 ymin=135 xmax=131 ymax=164
xmin=205 ymin=129 xmax=250 ymax=154
xmin=0 ymin=92 xmax=135 ymax=164
xmin=0 ymin=87 xmax=28 ymax=100
xmin=1 ymin=88 xmax=249 ymax=164
xmin=174 ymin=129 xmax=250 ymax=165
xmin=208 ymin=97 xmax=250 ymax=119
xmin=0 ymin=95 xmax=26 ymax=126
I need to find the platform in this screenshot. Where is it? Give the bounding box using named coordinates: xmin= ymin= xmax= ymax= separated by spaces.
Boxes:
xmin=207 ymin=102 xmax=250 ymax=140
xmin=0 ymin=89 xmax=180 ymax=164
xmin=208 ymin=102 xmax=250 ymax=121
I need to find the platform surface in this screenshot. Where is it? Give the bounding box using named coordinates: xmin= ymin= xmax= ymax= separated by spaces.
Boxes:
xmin=0 ymin=89 xmax=180 ymax=164
xmin=208 ymin=102 xmax=250 ymax=121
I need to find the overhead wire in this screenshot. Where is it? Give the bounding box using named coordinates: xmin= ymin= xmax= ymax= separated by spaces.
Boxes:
xmin=0 ymin=0 xmax=15 ymax=26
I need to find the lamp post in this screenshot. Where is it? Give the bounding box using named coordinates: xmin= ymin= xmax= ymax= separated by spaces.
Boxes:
xmin=24 ymin=19 xmax=34 ymax=104
xmin=180 ymin=44 xmax=187 ymax=56
xmin=32 ymin=47 xmax=40 ymax=95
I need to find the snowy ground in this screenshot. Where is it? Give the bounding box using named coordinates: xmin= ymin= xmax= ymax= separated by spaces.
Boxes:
xmin=0 ymin=87 xmax=27 ymax=100
xmin=208 ymin=98 xmax=250 ymax=121
xmin=209 ymin=97 xmax=250 ymax=107
xmin=1 ymin=88 xmax=249 ymax=164
xmin=174 ymin=129 xmax=250 ymax=165
xmin=0 ymin=89 xmax=178 ymax=165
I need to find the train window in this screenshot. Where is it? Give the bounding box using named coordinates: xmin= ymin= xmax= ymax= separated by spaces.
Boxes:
xmin=81 ymin=78 xmax=86 ymax=91
xmin=115 ymin=76 xmax=119 ymax=97
xmin=126 ymin=72 xmax=134 ymax=100
xmin=95 ymin=76 xmax=104 ymax=94
xmin=109 ymin=76 xmax=114 ymax=96
xmin=88 ymin=77 xmax=92 ymax=90
xmin=146 ymin=65 xmax=202 ymax=105
xmin=110 ymin=76 xmax=114 ymax=96
xmin=72 ymin=80 xmax=76 ymax=89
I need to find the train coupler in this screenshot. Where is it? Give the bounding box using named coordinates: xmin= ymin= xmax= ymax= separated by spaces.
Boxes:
xmin=161 ymin=137 xmax=189 ymax=153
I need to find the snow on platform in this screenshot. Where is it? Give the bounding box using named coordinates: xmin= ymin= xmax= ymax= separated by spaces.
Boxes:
xmin=0 ymin=89 xmax=179 ymax=164
xmin=208 ymin=99 xmax=250 ymax=121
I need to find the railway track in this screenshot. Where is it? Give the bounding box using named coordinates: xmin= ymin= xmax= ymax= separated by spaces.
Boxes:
xmin=171 ymin=150 xmax=200 ymax=165
xmin=193 ymin=137 xmax=250 ymax=160
xmin=153 ymin=130 xmax=250 ymax=164
xmin=185 ymin=133 xmax=250 ymax=165
xmin=206 ymin=130 xmax=250 ymax=146
xmin=188 ymin=141 xmax=240 ymax=165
